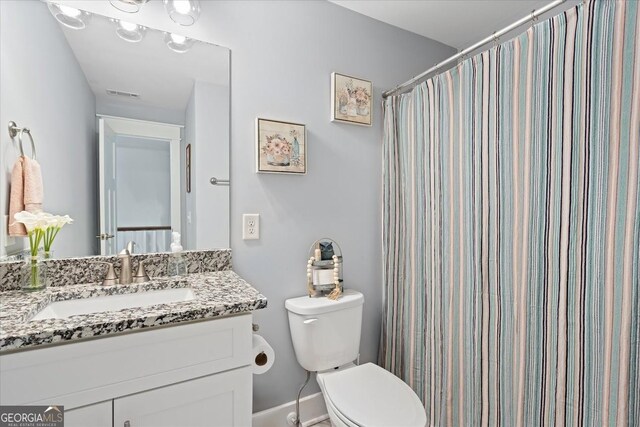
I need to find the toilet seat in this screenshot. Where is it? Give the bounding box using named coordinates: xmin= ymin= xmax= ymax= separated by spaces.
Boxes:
xmin=318 ymin=363 xmax=426 ymax=427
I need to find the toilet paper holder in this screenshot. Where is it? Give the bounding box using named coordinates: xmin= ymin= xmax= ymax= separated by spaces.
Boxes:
xmin=251 ymin=324 xmax=266 ymax=366
xmin=255 ymin=351 xmax=268 ymax=367
xmin=252 ymin=334 xmax=275 ymax=375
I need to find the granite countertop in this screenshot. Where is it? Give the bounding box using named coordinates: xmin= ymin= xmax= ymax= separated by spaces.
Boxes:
xmin=0 ymin=271 xmax=267 ymax=353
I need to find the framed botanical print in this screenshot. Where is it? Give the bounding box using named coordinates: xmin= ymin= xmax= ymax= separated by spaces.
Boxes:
xmin=331 ymin=72 xmax=372 ymax=126
xmin=256 ymin=118 xmax=306 ymax=174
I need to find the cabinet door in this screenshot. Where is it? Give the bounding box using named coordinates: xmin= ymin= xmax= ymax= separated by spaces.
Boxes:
xmin=113 ymin=366 xmax=251 ymax=427
xmin=65 ymin=401 xmax=112 ymax=427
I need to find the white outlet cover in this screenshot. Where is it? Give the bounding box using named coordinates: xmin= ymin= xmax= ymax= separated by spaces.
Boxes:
xmin=242 ymin=214 xmax=260 ymax=240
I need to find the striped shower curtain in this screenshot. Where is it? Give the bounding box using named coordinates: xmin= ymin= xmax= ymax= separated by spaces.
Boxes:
xmin=380 ymin=1 xmax=639 ymax=426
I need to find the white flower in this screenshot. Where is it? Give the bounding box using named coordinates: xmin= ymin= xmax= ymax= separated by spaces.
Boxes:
xmin=33 ymin=212 xmax=53 ymax=231
xmin=39 ymin=212 xmax=58 ymax=229
xmin=54 ymin=215 xmax=73 ymax=228
xmin=12 ymin=211 xmax=40 ymax=232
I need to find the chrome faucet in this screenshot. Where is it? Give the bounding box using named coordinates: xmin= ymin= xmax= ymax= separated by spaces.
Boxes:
xmin=118 ymin=247 xmax=133 ymax=285
xmin=118 ymin=241 xmax=148 ymax=285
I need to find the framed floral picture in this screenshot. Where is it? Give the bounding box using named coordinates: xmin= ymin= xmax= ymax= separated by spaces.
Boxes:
xmin=256 ymin=118 xmax=306 ymax=174
xmin=331 ymin=72 xmax=372 ymax=126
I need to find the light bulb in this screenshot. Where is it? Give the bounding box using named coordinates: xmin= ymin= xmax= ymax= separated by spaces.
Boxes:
xmin=173 ymin=0 xmax=191 ymax=14
xmin=120 ymin=21 xmax=138 ymax=32
xmin=48 ymin=2 xmax=90 ymax=30
xmin=164 ymin=32 xmax=195 ymax=53
xmin=109 ymin=0 xmax=149 ymax=14
xmin=170 ymin=33 xmax=187 ymax=44
xmin=164 ymin=0 xmax=200 ymax=26
xmin=58 ymin=5 xmax=82 ymax=18
xmin=114 ymin=19 xmax=146 ymax=43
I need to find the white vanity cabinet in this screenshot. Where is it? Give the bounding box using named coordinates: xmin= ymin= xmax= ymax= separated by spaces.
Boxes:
xmin=0 ymin=314 xmax=254 ymax=427
xmin=65 ymin=401 xmax=112 ymax=427
xmin=113 ymin=367 xmax=251 ymax=427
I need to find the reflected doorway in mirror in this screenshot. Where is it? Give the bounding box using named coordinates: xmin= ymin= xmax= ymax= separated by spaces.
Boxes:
xmin=98 ymin=116 xmax=182 ymax=256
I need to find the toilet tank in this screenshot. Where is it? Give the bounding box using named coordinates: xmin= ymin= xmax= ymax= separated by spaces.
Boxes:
xmin=285 ymin=290 xmax=364 ymax=372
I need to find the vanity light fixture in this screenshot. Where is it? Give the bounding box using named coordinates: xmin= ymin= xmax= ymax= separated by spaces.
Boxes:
xmin=109 ymin=0 xmax=149 ymax=14
xmin=164 ymin=0 xmax=201 ymax=26
xmin=47 ymin=2 xmax=90 ymax=30
xmin=164 ymin=32 xmax=195 ymax=53
xmin=114 ymin=19 xmax=147 ymax=43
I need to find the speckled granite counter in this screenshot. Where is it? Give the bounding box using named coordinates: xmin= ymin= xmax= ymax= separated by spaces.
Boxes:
xmin=0 ymin=271 xmax=267 ymax=352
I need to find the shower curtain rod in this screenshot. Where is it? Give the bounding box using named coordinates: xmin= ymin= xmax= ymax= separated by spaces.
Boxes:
xmin=382 ymin=0 xmax=568 ymax=99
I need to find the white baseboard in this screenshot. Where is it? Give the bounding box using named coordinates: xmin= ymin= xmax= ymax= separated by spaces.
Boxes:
xmin=252 ymin=392 xmax=329 ymax=427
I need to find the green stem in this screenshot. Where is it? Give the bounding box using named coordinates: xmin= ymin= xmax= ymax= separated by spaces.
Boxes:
xmin=28 ymin=232 xmax=34 ymax=255
xmin=30 ymin=258 xmax=38 ymax=288
xmin=43 ymin=227 xmax=61 ymax=252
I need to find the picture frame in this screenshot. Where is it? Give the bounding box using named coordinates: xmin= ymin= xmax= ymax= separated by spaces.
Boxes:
xmin=330 ymin=72 xmax=372 ymax=126
xmin=256 ymin=118 xmax=306 ymax=174
xmin=185 ymin=143 xmax=191 ymax=193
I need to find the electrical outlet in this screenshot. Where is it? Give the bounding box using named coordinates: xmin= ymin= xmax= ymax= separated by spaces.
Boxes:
xmin=242 ymin=214 xmax=260 ymax=240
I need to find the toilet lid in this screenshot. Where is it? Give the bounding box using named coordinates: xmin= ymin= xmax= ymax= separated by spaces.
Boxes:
xmin=322 ymin=363 xmax=426 ymax=427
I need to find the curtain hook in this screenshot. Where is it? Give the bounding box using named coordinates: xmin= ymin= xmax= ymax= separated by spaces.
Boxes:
xmin=492 ymin=32 xmax=500 ymax=46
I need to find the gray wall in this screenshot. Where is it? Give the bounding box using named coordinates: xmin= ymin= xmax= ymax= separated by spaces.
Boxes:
xmin=0 ymin=0 xmax=96 ymax=258
xmin=181 ymin=81 xmax=230 ymax=250
xmin=192 ymin=81 xmax=229 ymax=250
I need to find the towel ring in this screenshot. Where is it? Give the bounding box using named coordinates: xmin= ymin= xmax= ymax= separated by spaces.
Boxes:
xmin=7 ymin=121 xmax=36 ymax=160
xmin=18 ymin=128 xmax=36 ymax=160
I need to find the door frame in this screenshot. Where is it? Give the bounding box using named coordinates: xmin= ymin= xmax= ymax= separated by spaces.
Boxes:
xmin=97 ymin=115 xmax=183 ymax=254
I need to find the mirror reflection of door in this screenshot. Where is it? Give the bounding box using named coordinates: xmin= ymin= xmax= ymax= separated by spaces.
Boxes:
xmin=98 ymin=116 xmax=182 ymax=255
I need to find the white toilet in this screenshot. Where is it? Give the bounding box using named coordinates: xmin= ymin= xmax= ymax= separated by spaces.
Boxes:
xmin=286 ymin=290 xmax=426 ymax=427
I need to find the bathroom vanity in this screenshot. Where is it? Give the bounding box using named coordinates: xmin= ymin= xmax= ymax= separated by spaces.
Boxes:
xmin=0 ymin=251 xmax=267 ymax=427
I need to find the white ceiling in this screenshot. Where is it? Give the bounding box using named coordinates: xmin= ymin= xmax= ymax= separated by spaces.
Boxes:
xmin=57 ymin=5 xmax=228 ymax=112
xmin=330 ymin=0 xmax=553 ymax=49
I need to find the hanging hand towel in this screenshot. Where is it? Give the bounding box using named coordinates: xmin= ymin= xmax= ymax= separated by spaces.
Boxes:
xmin=8 ymin=156 xmax=43 ymax=237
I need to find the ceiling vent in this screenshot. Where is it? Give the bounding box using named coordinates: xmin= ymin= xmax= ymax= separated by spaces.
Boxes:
xmin=106 ymin=89 xmax=140 ymax=99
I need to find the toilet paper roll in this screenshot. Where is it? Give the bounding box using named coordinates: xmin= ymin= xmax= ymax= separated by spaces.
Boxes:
xmin=313 ymin=269 xmax=334 ymax=285
xmin=252 ymin=334 xmax=275 ymax=375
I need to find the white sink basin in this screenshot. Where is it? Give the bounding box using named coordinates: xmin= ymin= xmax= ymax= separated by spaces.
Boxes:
xmin=31 ymin=288 xmax=195 ymax=321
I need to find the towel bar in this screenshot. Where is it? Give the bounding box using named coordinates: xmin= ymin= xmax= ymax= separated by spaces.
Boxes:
xmin=209 ymin=177 xmax=230 ymax=186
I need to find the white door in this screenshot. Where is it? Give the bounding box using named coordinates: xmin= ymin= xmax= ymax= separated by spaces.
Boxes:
xmin=98 ymin=118 xmax=117 ymax=255
xmin=113 ymin=367 xmax=252 ymax=427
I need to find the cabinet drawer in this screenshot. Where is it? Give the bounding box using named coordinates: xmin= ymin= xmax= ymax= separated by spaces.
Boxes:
xmin=65 ymin=401 xmax=112 ymax=427
xmin=0 ymin=314 xmax=252 ymax=409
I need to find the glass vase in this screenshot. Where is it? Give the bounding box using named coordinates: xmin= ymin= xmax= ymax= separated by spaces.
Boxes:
xmin=21 ymin=254 xmax=48 ymax=292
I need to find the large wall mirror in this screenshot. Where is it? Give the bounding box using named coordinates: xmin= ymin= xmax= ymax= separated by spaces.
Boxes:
xmin=0 ymin=0 xmax=230 ymax=259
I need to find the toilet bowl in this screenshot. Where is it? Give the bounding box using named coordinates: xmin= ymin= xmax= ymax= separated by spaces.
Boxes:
xmin=316 ymin=363 xmax=426 ymax=427
xmin=285 ymin=290 xmax=427 ymax=427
